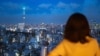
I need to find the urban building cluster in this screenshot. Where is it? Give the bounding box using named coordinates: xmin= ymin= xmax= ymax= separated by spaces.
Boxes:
xmin=0 ymin=22 xmax=100 ymax=56
xmin=0 ymin=23 xmax=63 ymax=56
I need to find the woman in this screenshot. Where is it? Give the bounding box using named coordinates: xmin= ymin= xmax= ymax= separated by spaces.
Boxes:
xmin=48 ymin=13 xmax=100 ymax=56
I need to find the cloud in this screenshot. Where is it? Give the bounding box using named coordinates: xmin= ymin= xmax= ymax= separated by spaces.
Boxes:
xmin=70 ymin=3 xmax=80 ymax=9
xmin=57 ymin=2 xmax=67 ymax=8
xmin=57 ymin=2 xmax=80 ymax=9
xmin=1 ymin=2 xmax=21 ymax=9
xmin=1 ymin=2 xmax=31 ymax=10
xmin=50 ymin=2 xmax=80 ymax=15
xmin=38 ymin=3 xmax=52 ymax=9
xmin=35 ymin=2 xmax=80 ymax=14
xmin=35 ymin=1 xmax=81 ymax=17
xmin=0 ymin=2 xmax=34 ymax=15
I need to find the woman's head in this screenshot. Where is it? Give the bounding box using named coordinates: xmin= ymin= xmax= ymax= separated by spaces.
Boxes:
xmin=64 ymin=13 xmax=91 ymax=43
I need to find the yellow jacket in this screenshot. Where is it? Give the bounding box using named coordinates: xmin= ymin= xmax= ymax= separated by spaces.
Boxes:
xmin=48 ymin=36 xmax=100 ymax=56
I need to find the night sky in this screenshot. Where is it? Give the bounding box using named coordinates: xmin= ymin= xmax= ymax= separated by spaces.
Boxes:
xmin=0 ymin=0 xmax=100 ymax=24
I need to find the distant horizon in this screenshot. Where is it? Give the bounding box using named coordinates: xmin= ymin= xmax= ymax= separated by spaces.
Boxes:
xmin=0 ymin=20 xmax=100 ymax=25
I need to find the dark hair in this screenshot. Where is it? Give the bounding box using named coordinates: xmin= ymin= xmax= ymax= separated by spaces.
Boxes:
xmin=63 ymin=13 xmax=92 ymax=44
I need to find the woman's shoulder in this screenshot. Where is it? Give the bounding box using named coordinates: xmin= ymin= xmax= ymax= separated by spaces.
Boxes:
xmin=86 ymin=36 xmax=97 ymax=42
xmin=86 ymin=36 xmax=98 ymax=45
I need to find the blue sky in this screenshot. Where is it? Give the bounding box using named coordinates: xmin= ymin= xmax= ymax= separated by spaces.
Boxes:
xmin=0 ymin=0 xmax=100 ymax=24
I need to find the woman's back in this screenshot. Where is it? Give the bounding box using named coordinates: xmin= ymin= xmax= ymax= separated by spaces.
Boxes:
xmin=48 ymin=36 xmax=100 ymax=56
xmin=63 ymin=36 xmax=99 ymax=56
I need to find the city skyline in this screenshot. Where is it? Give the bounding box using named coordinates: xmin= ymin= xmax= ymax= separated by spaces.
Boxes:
xmin=0 ymin=0 xmax=100 ymax=24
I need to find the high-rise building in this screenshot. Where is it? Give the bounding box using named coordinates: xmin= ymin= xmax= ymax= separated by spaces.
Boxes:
xmin=18 ymin=23 xmax=25 ymax=32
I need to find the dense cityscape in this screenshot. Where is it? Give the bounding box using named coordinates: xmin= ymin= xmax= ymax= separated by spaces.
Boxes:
xmin=0 ymin=22 xmax=100 ymax=56
xmin=0 ymin=0 xmax=100 ymax=56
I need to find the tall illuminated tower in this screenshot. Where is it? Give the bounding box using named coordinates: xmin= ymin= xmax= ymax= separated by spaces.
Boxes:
xmin=18 ymin=7 xmax=26 ymax=32
xmin=22 ymin=7 xmax=26 ymax=23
